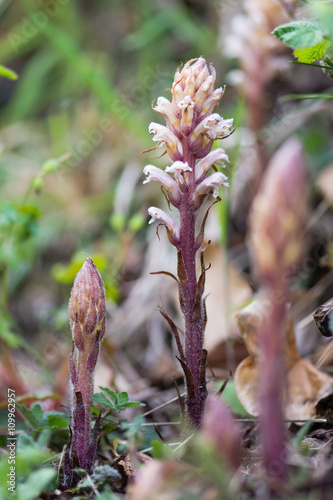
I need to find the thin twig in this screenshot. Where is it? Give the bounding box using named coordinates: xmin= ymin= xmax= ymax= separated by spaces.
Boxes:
xmin=142 ymin=393 xmax=185 ymax=417
xmin=85 ymin=474 xmax=100 ymax=496
xmin=235 ymin=418 xmax=327 ymax=423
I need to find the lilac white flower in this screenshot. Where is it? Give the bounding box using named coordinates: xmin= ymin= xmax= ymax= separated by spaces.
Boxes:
xmin=165 ymin=161 xmax=192 ymax=186
xmin=143 ymin=165 xmax=181 ymax=206
xmin=149 ymin=122 xmax=183 ymax=160
xmin=192 ymin=114 xmax=234 ymax=142
xmin=196 ymin=172 xmax=229 ymax=198
xmin=148 ymin=206 xmax=180 ymax=246
xmin=195 ymin=149 xmax=229 ymax=182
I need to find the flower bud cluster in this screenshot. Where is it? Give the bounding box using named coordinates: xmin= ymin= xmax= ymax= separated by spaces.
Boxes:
xmin=144 ymin=58 xmax=232 ymax=244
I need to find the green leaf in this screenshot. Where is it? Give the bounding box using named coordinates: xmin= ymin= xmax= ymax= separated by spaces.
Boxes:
xmin=30 ymin=404 xmax=43 ymax=423
xmin=123 ymin=401 xmax=145 ymax=408
xmin=293 ymin=420 xmax=312 ymax=448
xmin=117 ymin=392 xmax=129 ymax=406
xmin=16 ymin=467 xmax=56 ymax=500
xmin=152 ymin=439 xmax=173 ymax=459
xmin=0 ymin=64 xmax=18 ymax=80
xmin=92 ymin=392 xmax=115 ymax=410
xmin=272 ymin=20 xmax=325 ymax=49
xmin=43 ymin=411 xmax=69 ymax=429
xmin=16 ymin=403 xmax=42 ymax=429
xmin=98 ymin=386 xmax=119 ymax=405
xmin=93 ymin=388 xmax=145 ymax=413
xmin=294 ymin=39 xmax=331 ymax=63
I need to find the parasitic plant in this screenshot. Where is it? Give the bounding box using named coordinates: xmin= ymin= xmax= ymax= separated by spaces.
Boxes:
xmin=249 ymin=139 xmax=306 ymax=481
xmin=63 ymin=257 xmax=106 ymax=486
xmin=143 ymin=58 xmax=233 ymax=427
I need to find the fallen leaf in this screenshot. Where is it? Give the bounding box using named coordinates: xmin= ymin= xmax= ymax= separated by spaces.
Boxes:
xmin=316 ymin=164 xmax=333 ymax=208
xmin=234 ymin=297 xmax=333 ymax=419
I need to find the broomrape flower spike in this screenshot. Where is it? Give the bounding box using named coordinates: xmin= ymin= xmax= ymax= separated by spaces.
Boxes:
xmin=249 ymin=139 xmax=306 ymax=481
xmin=64 ymin=257 xmax=106 ymax=487
xmin=143 ymin=57 xmax=233 ymax=428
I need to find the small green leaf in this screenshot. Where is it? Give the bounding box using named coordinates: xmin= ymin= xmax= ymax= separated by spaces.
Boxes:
xmin=92 ymin=393 xmax=115 ymax=410
xmin=43 ymin=411 xmax=69 ymax=429
xmin=16 ymin=403 xmax=42 ymax=429
xmin=152 ymin=440 xmax=173 ymax=459
xmin=0 ymin=64 xmax=18 ymax=80
xmin=272 ymin=20 xmax=325 ymax=49
xmin=98 ymin=386 xmax=119 ymax=405
xmin=16 ymin=467 xmax=56 ymax=500
xmin=94 ymin=388 xmax=145 ymax=412
xmin=123 ymin=401 xmax=145 ymax=408
xmin=293 ymin=420 xmax=312 ymax=448
xmin=117 ymin=392 xmax=129 ymax=406
xmin=294 ymin=39 xmax=331 ymax=63
xmin=30 ymin=404 xmax=43 ymax=422
xmin=92 ymin=405 xmax=101 ymax=416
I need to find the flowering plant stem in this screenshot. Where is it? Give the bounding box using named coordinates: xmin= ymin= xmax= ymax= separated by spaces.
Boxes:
xmin=179 ymin=154 xmax=206 ymax=426
xmin=63 ymin=257 xmax=106 ymax=487
xmin=249 ymin=139 xmax=306 ymax=481
xmin=144 ymin=58 xmax=233 ymax=427
xmin=259 ymin=297 xmax=287 ymax=478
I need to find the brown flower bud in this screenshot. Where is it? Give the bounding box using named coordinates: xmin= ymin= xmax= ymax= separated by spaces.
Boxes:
xmin=69 ymin=257 xmax=106 ymax=350
xmin=250 ymin=139 xmax=306 ymax=288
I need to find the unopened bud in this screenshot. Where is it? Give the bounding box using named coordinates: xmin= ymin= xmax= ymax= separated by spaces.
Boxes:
xmin=250 ymin=139 xmax=306 ymax=288
xmin=69 ymin=257 xmax=106 ymax=350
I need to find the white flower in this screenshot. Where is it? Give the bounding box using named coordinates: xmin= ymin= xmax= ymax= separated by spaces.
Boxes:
xmin=179 ymin=96 xmax=195 ymax=131
xmin=195 ymin=149 xmax=229 ymax=181
xmin=149 ymin=122 xmax=183 ymax=159
xmin=195 ymin=172 xmax=229 ymax=199
xmin=165 ymin=161 xmax=192 ymax=186
xmin=153 ymin=97 xmax=178 ymax=129
xmin=143 ymin=165 xmax=181 ymax=206
xmin=148 ymin=206 xmax=180 ymax=245
xmin=192 ymin=114 xmax=233 ymax=142
xmin=199 ymin=87 xmax=225 ymax=115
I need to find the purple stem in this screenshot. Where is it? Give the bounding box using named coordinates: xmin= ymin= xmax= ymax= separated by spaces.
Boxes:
xmin=259 ymin=295 xmax=287 ymax=479
xmin=179 ymin=144 xmax=206 ymax=427
xmin=72 ymin=349 xmax=94 ymax=468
